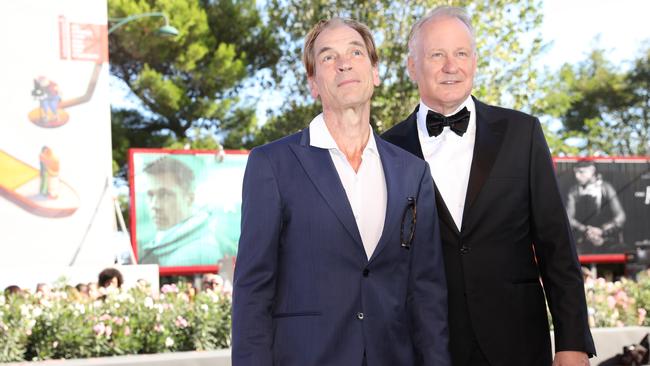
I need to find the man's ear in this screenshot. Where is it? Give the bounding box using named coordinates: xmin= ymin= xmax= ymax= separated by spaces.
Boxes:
xmin=372 ymin=65 xmax=380 ymax=87
xmin=407 ymin=56 xmax=417 ymax=82
xmin=308 ymin=76 xmax=319 ymax=99
xmin=186 ymin=191 xmax=195 ymax=206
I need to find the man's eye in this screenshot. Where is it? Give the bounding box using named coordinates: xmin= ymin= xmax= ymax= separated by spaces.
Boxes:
xmin=322 ymin=55 xmax=334 ymax=62
xmin=352 ymin=49 xmax=362 ymax=56
xmin=431 ymin=52 xmax=443 ymax=58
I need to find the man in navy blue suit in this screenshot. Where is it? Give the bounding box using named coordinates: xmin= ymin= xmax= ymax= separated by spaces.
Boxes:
xmin=232 ymin=18 xmax=450 ymax=366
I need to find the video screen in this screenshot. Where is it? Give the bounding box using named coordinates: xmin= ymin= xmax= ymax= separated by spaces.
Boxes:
xmin=555 ymin=158 xmax=650 ymax=255
xmin=130 ymin=149 xmax=247 ymax=271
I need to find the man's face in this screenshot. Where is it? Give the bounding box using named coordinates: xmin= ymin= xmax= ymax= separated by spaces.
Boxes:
xmin=574 ymin=165 xmax=596 ymax=186
xmin=407 ymin=16 xmax=477 ymax=114
xmin=146 ymin=172 xmax=193 ymax=230
xmin=308 ymin=25 xmax=380 ymax=112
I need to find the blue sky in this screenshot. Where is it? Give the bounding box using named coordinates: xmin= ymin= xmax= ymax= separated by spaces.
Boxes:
xmin=540 ymin=0 xmax=649 ymax=68
xmin=110 ymin=0 xmax=650 ymax=123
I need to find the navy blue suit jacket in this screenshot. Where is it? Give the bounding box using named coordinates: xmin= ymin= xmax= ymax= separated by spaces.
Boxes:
xmin=232 ymin=127 xmax=450 ymax=366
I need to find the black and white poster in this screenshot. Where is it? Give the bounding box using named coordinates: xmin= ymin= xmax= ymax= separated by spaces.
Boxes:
xmin=555 ymin=158 xmax=650 ymax=255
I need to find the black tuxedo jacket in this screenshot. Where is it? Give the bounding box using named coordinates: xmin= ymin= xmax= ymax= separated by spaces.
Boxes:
xmin=382 ymin=98 xmax=595 ymax=366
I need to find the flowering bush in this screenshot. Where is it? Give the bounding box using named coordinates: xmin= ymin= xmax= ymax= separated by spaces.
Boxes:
xmin=5 ymin=271 xmax=650 ymax=362
xmin=0 ymin=282 xmax=231 ymax=362
xmin=546 ymin=269 xmax=650 ymax=329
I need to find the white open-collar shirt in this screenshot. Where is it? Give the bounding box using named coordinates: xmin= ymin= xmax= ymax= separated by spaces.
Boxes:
xmin=309 ymin=113 xmax=387 ymax=260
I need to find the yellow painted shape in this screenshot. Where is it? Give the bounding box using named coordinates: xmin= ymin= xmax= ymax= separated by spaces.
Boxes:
xmin=0 ymin=150 xmax=39 ymax=189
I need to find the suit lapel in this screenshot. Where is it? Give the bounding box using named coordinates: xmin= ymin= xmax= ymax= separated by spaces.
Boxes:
xmin=390 ymin=107 xmax=424 ymax=159
xmin=367 ymin=135 xmax=402 ymax=262
xmin=289 ymin=128 xmax=365 ymax=252
xmin=461 ymin=98 xmax=507 ymax=223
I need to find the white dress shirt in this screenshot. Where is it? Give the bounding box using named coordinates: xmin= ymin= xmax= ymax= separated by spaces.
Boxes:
xmin=416 ymin=96 xmax=476 ymax=231
xmin=309 ymin=114 xmax=387 ymax=259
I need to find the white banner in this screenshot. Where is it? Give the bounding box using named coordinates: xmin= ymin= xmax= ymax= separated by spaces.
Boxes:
xmin=0 ymin=0 xmax=116 ymax=267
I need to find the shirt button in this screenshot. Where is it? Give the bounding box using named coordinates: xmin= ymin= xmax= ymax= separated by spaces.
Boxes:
xmin=357 ymin=312 xmax=364 ymax=320
xmin=362 ymin=269 xmax=369 ymax=277
xmin=460 ymin=246 xmax=470 ymax=255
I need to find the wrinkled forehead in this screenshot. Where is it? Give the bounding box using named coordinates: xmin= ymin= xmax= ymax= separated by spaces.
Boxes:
xmin=313 ymin=24 xmax=366 ymax=53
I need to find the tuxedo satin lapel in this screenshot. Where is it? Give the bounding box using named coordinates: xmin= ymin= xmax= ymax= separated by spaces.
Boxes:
xmin=290 ymin=128 xmax=364 ymax=250
xmin=393 ymin=108 xmax=424 ymax=159
xmin=462 ymin=99 xmax=507 ymax=221
xmin=368 ymin=136 xmax=401 ymax=262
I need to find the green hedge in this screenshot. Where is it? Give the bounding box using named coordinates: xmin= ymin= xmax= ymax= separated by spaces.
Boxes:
xmin=4 ymin=270 xmax=650 ymax=362
xmin=0 ymin=283 xmax=230 ymax=362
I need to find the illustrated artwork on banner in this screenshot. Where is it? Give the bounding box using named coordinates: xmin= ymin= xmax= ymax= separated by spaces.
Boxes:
xmin=27 ymin=16 xmax=106 ymax=128
xmin=1 ymin=16 xmax=107 ymax=218
xmin=0 ymin=0 xmax=115 ymax=267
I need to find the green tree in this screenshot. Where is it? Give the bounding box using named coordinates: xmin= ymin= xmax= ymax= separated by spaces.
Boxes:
xmin=109 ymin=0 xmax=280 ymax=170
xmin=252 ymin=0 xmax=543 ymax=146
xmin=536 ymin=46 xmax=650 ymax=156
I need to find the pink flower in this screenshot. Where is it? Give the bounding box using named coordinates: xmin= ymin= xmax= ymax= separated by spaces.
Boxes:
xmin=606 ymin=296 xmax=616 ymax=309
xmin=124 ymin=326 xmax=131 ymax=336
xmin=105 ymin=325 xmax=112 ymax=338
xmin=93 ymin=322 xmax=106 ymax=336
xmin=161 ymin=284 xmax=179 ymax=294
xmin=175 ymin=316 xmax=189 ymax=329
xmin=615 ymin=290 xmax=629 ymax=303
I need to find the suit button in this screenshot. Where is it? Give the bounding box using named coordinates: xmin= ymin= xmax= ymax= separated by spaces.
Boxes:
xmin=362 ymin=269 xmax=369 ymax=277
xmin=357 ymin=312 xmax=364 ymax=320
xmin=460 ymin=246 xmax=470 ymax=254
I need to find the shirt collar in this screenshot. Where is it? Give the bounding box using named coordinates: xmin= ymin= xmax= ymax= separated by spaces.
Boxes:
xmin=309 ymin=113 xmax=378 ymax=156
xmin=416 ymin=95 xmax=475 ymax=139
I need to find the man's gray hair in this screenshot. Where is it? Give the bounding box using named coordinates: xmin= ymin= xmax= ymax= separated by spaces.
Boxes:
xmin=407 ymin=6 xmax=475 ymax=57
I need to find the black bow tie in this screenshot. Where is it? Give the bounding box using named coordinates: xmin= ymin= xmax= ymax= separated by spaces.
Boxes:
xmin=426 ymin=107 xmax=470 ymax=137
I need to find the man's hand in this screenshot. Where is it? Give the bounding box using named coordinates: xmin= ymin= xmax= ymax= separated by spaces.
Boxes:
xmin=553 ymin=351 xmax=590 ymax=366
xmin=585 ymin=226 xmax=604 ymax=246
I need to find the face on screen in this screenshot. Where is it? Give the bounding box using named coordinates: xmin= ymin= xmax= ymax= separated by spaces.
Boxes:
xmin=146 ymin=172 xmax=193 ymax=230
xmin=574 ymin=165 xmax=597 ymax=186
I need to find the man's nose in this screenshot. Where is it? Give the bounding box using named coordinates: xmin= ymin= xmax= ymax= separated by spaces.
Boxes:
xmin=149 ymin=195 xmax=160 ymax=209
xmin=336 ymin=56 xmax=352 ymax=72
xmin=442 ymin=56 xmax=459 ymax=73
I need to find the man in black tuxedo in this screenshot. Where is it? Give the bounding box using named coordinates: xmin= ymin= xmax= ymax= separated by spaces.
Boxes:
xmin=382 ymin=6 xmax=595 ymax=366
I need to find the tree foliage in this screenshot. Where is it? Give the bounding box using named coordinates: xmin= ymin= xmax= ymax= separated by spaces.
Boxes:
xmin=536 ymin=46 xmax=650 ymax=156
xmin=108 ymin=0 xmax=280 ymax=172
xmin=251 ymin=0 xmax=543 ymax=146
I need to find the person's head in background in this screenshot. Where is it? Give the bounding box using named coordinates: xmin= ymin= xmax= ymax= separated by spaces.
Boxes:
xmin=75 ymin=283 xmax=90 ymax=297
xmin=202 ymin=273 xmax=224 ymax=292
xmin=573 ymin=160 xmax=598 ymax=187
xmin=143 ymin=157 xmax=195 ymax=231
xmin=35 ymin=282 xmax=52 ymax=297
xmin=98 ymin=268 xmax=123 ymax=289
xmin=4 ymin=285 xmax=22 ymax=298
